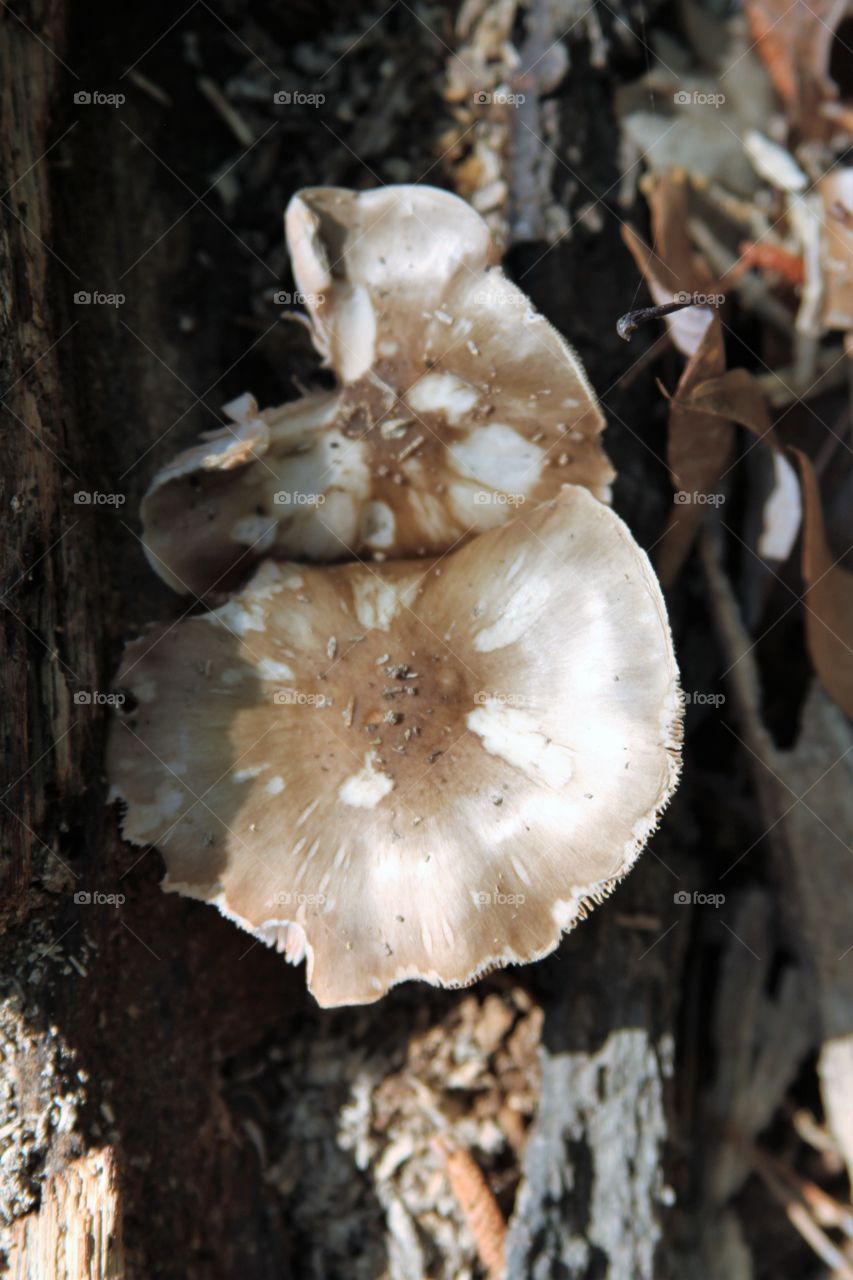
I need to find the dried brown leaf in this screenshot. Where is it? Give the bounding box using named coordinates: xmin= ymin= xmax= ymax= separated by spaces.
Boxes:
xmin=686 ymin=369 xmax=775 ymax=443
xmin=792 ymin=448 xmax=853 ymax=714
xmin=656 ymin=319 xmax=733 ymax=586
xmin=744 ymin=0 xmax=843 ymax=136
xmin=621 ymin=175 xmax=743 ymax=583
xmin=687 ymin=370 xmax=802 ymax=563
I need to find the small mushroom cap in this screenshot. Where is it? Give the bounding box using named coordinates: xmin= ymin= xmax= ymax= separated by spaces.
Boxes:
xmin=111 ymin=485 xmax=681 ymax=1007
xmin=142 ymin=184 xmax=614 ymax=597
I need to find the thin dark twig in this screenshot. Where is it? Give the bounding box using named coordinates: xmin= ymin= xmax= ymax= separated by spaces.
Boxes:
xmin=616 ymin=300 xmax=698 ymax=342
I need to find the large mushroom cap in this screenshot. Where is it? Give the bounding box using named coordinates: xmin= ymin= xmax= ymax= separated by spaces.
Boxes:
xmin=141 ymin=184 xmax=614 ymax=597
xmin=111 ymin=485 xmax=681 ymax=1007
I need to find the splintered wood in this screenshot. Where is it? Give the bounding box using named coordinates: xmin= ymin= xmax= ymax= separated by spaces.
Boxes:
xmin=8 ymin=1149 xmax=124 ymax=1280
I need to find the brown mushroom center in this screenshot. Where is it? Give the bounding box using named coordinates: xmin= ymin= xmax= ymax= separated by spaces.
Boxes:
xmin=336 ymin=366 xmax=477 ymax=485
xmin=315 ymin=629 xmax=471 ymax=778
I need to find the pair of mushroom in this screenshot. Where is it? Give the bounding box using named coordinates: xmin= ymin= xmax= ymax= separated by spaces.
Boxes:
xmin=109 ymin=185 xmax=682 ymax=1007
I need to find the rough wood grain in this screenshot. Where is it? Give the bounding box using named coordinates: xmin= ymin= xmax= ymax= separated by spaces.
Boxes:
xmin=8 ymin=1149 xmax=124 ymax=1280
xmin=0 ymin=0 xmax=94 ymax=923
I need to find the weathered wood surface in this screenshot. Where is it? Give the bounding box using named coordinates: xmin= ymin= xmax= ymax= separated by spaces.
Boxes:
xmin=8 ymin=1149 xmax=124 ymax=1280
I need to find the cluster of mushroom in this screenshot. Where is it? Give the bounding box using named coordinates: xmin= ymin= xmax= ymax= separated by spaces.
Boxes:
xmin=109 ymin=185 xmax=682 ymax=1007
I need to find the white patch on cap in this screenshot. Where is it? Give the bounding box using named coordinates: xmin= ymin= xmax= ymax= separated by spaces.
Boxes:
xmin=268 ymin=432 xmax=370 ymax=558
xmin=255 ymin=921 xmax=308 ymax=965
xmin=266 ymin=775 xmax=285 ymax=796
xmin=332 ymin=843 xmax=349 ymax=870
xmin=134 ymin=677 xmax=158 ymax=704
xmin=339 ymin=751 xmax=394 ymax=808
xmin=128 ymin=781 xmax=188 ymax=836
xmin=510 ymin=855 xmax=532 ymax=886
xmin=222 ymin=391 xmax=259 ymax=423
xmin=505 ymin=552 xmax=526 ymax=583
xmin=256 ymin=657 xmax=295 ymax=681
xmin=474 ymin=578 xmax=552 ymax=652
xmin=447 ymin=482 xmax=508 ymax=530
xmin=334 ymin=285 xmax=376 ymax=381
xmin=448 ymin=424 xmax=544 ymax=493
xmin=298 ymin=431 xmax=370 ymax=499
xmin=246 ymin=561 xmax=289 ymax=598
xmin=351 ymin=574 xmax=419 ymax=630
xmin=407 ymin=490 xmax=456 ymax=542
xmin=361 ymin=500 xmax=396 ymax=549
xmin=208 ymin=599 xmax=267 ymax=635
xmin=406 ymin=372 xmax=479 ymax=425
xmin=467 ymin=701 xmax=574 ymax=788
xmin=552 ymin=882 xmax=608 ymax=928
xmin=230 ymin=514 xmax=279 ymax=550
xmin=232 ymin=764 xmax=269 ymax=783
xmin=296 ymin=797 xmax=321 ymax=827
xmin=295 ymin=491 xmax=360 ymax=559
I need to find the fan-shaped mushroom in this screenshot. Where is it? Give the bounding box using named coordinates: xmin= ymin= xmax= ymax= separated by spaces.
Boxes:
xmin=142 ymin=184 xmax=614 ymax=597
xmin=111 ymin=486 xmax=681 ymax=1007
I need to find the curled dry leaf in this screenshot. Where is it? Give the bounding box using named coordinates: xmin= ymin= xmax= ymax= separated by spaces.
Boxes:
xmin=620 ymin=175 xmax=740 ymax=583
xmin=621 ymin=180 xmax=803 ymax=584
xmin=655 ymin=320 xmax=732 ymax=587
xmin=744 ymin=0 xmax=844 ymax=136
xmin=109 ymin=486 xmax=682 ymax=1007
xmin=792 ymin=449 xmax=853 ymax=715
xmin=688 ymin=369 xmax=802 ymax=580
xmin=142 ymin=184 xmax=613 ymax=597
xmin=617 ymin=180 xmax=732 ymax=586
xmin=663 ymin=366 xmax=804 ymax=576
xmin=682 ymin=368 xmax=774 ymax=439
